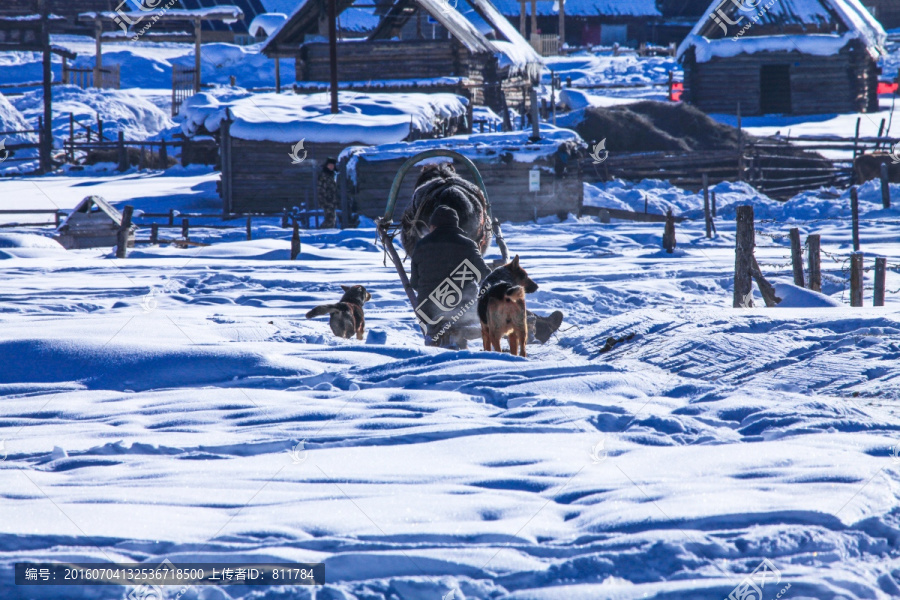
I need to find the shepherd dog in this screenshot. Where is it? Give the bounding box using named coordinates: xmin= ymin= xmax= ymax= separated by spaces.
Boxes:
xmin=305 ymin=284 xmax=371 ymax=340
xmin=477 ymin=256 xmax=539 ymax=356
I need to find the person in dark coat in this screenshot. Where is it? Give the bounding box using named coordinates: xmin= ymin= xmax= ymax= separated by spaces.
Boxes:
xmin=410 ymin=206 xmax=490 ymax=347
xmin=318 ymin=157 xmax=338 ymax=228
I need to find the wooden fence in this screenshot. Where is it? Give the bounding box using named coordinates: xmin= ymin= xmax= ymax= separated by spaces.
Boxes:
xmin=172 ymin=65 xmax=198 ymax=117
xmin=62 ymin=64 xmax=121 ymax=90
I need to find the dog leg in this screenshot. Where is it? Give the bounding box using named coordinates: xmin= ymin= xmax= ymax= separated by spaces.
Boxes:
xmin=491 ymin=333 xmax=503 ymax=353
xmin=481 ymin=324 xmax=491 ymax=351
xmin=356 ymin=327 xmax=364 ymax=340
xmin=508 ymin=332 xmax=519 ymax=356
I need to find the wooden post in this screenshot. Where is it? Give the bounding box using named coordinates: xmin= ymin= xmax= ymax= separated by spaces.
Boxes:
xmin=328 ymin=0 xmax=339 ymax=115
xmin=881 ymin=162 xmax=891 ymax=209
xmin=711 ymin=191 xmax=717 ymax=218
xmin=246 ymin=216 xmax=252 ymax=241
xmin=558 ymin=0 xmax=565 ymax=51
xmin=193 ymin=18 xmax=202 ymax=93
xmin=599 ymin=209 xmax=610 ymax=223
xmin=68 ymin=113 xmax=75 ymax=162
xmin=737 ymin=102 xmax=744 ymax=182
xmin=139 ymin=144 xmax=146 ymax=170
xmin=182 ymin=218 xmax=189 ymax=240
xmin=94 ymin=20 xmax=103 ymax=88
xmin=519 ymin=0 xmax=526 ymax=36
xmin=275 ymin=58 xmax=281 ymax=94
xmin=852 ymin=117 xmax=861 ymax=161
xmin=734 ymin=205 xmax=755 ymax=308
xmin=281 ymin=211 xmax=289 ymax=228
xmin=291 ymin=219 xmax=301 ymax=260
xmin=851 ymin=186 xmax=860 ymax=252
xmin=116 ymin=205 xmax=134 ymax=259
xmin=229 ymin=75 xmax=236 ymax=87
xmin=787 ymin=227 xmax=804 ymax=287
xmin=117 ymin=131 xmax=128 ymax=171
xmin=54 ymin=211 xmax=62 ymax=227
xmin=168 ymin=209 xmax=175 ymax=226
xmin=850 ymin=252 xmax=864 ymax=307
xmin=874 ymin=256 xmax=886 ymax=307
xmin=807 ymin=234 xmax=821 ymax=292
xmin=529 ymin=87 xmax=540 ymax=141
xmin=750 ymin=255 xmax=781 ymax=307
xmin=663 ymin=209 xmax=676 ymax=254
xmin=340 ymin=169 xmax=349 ymax=229
xmin=703 ymin=173 xmax=711 ymax=238
xmin=150 ymin=223 xmax=159 ymax=244
xmin=98 ymin=116 xmax=103 ymax=141
xmin=159 ymin=139 xmax=168 ymax=168
xmin=39 ymin=2 xmax=52 ymax=174
xmin=530 ymin=0 xmax=537 ymax=38
xmin=873 ymin=256 xmax=887 ymax=306
xmin=220 ymin=108 xmax=233 ymax=213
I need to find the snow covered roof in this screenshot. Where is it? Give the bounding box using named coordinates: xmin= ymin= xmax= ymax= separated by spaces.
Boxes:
xmin=341 ymin=124 xmax=584 ymax=183
xmin=491 ymin=0 xmax=661 ymax=18
xmin=179 ymin=91 xmax=468 ymax=145
xmin=677 ymin=0 xmax=886 ymax=62
xmin=248 ymin=13 xmax=288 ymax=37
xmin=79 ymin=6 xmax=244 ymax=23
xmin=56 ymin=196 xmax=136 ymax=232
xmin=263 ymin=0 xmax=541 ymax=74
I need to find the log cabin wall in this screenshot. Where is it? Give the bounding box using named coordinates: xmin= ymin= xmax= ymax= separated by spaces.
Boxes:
xmin=299 ymin=39 xmax=463 ymax=82
xmin=683 ymin=45 xmax=877 ymax=116
xmin=295 ymin=39 xmax=531 ymax=116
xmin=221 ymin=138 xmax=350 ymax=214
xmin=351 ymin=155 xmax=583 ymax=223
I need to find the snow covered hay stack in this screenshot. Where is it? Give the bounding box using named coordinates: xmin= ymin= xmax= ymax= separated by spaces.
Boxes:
xmin=343 ymin=126 xmax=585 ymax=222
xmin=677 ymin=0 xmax=886 ymax=115
xmin=262 ymin=0 xmax=542 ymax=116
xmin=179 ymin=91 xmax=469 ymax=214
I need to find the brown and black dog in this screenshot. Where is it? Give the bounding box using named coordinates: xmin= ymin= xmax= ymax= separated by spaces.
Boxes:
xmin=305 ymin=284 xmax=371 ymax=340
xmin=477 ymin=256 xmax=538 ymax=356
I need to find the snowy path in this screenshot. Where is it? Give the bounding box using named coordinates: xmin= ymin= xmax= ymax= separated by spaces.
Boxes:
xmin=1 ymin=191 xmax=900 ymax=599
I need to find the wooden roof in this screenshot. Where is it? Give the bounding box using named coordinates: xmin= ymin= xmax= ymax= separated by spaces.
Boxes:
xmin=56 ymin=196 xmax=136 ymax=232
xmin=262 ymin=0 xmax=540 ymax=66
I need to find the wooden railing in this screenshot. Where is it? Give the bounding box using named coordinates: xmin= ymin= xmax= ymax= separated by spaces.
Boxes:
xmin=530 ymin=34 xmax=559 ymax=57
xmin=172 ymin=65 xmax=197 ymax=117
xmin=62 ymin=64 xmax=120 ymax=90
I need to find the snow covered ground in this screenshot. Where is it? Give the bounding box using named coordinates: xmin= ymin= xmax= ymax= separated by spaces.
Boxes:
xmin=1 ymin=169 xmax=899 ymax=600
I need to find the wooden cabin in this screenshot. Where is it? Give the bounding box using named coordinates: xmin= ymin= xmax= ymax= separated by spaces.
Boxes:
xmin=54 ymin=196 xmax=136 ymax=250
xmin=343 ymin=128 xmax=585 ymax=222
xmin=188 ymin=91 xmax=472 ymax=214
xmin=262 ymin=0 xmax=542 ymax=116
xmin=677 ymin=0 xmax=886 ymax=116
xmin=491 ymin=0 xmax=662 ymax=47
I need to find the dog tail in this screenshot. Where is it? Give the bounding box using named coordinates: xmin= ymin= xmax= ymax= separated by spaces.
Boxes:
xmin=306 ymin=304 xmax=340 ymax=319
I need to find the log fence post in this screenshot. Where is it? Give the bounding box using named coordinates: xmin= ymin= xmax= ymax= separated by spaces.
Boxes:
xmin=850 ymin=186 xmax=860 ymax=252
xmin=150 ymin=223 xmax=159 ymax=245
xmin=881 ymin=162 xmax=891 ymax=209
xmin=291 ymin=219 xmax=301 ymax=260
xmin=874 ymin=257 xmax=886 ymax=307
xmin=807 ymin=234 xmax=821 ymax=292
xmin=703 ymin=173 xmax=711 ymax=238
xmin=734 ymin=205 xmax=755 ymax=307
xmin=246 ymin=216 xmax=252 ymax=241
xmin=117 ymin=131 xmax=127 ymax=172
xmin=116 ymin=205 xmax=134 ymax=259
xmin=159 ymin=139 xmax=167 ymax=168
xmin=850 ymin=252 xmax=864 ymax=307
xmin=663 ymin=209 xmax=676 ymax=254
xmin=789 ymin=227 xmax=804 ymax=287
xmin=182 ymin=218 xmax=189 ymax=240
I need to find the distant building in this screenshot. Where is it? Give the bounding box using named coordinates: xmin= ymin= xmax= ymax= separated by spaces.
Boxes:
xmin=677 ymin=0 xmax=886 ymax=115
xmin=491 ymin=0 xmax=662 ymax=47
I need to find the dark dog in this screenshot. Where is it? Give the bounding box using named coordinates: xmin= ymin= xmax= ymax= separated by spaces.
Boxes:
xmin=480 ymin=283 xmax=528 ymax=356
xmin=478 ymin=256 xmax=539 ymax=354
xmin=305 ymin=284 xmax=371 ymax=340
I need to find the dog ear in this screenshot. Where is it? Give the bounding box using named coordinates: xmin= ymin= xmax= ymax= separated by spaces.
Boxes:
xmin=340 ymin=284 xmax=351 ymax=292
xmin=511 ymin=255 xmax=520 ymax=267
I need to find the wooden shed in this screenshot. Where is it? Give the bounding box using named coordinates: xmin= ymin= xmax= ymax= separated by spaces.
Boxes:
xmin=342 ymin=127 xmax=585 ymax=222
xmin=677 ymin=0 xmax=886 ymax=116
xmin=179 ymin=91 xmax=472 ymax=214
xmin=262 ymin=0 xmax=542 ymax=116
xmin=54 ymin=196 xmax=136 ymax=250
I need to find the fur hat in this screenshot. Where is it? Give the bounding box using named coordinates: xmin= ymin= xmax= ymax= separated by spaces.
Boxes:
xmin=429 ymin=205 xmax=460 ymax=229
